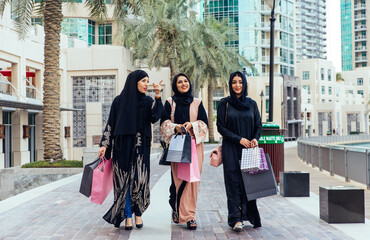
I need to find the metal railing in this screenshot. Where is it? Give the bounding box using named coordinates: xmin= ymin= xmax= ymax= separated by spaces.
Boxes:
xmin=297 ymin=135 xmax=370 ymax=189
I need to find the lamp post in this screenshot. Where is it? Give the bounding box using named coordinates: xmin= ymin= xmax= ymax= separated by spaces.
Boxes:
xmin=304 ymin=107 xmax=307 ymax=137
xmin=260 ymin=90 xmax=264 ymax=120
xmin=265 ymin=0 xmax=279 ymax=122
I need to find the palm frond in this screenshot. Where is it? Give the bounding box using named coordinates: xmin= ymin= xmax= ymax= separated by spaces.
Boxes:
xmin=0 ymin=0 xmax=12 ymax=16
xmin=85 ymin=0 xmax=107 ymax=23
xmin=12 ymin=0 xmax=34 ymax=40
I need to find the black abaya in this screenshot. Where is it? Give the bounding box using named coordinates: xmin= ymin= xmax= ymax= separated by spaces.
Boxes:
xmin=217 ymin=97 xmax=262 ymax=228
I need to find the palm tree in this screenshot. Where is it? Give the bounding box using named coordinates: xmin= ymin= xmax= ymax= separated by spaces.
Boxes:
xmin=187 ymin=17 xmax=252 ymax=142
xmin=122 ymin=0 xmax=195 ymax=80
xmin=0 ymin=0 xmax=141 ymax=161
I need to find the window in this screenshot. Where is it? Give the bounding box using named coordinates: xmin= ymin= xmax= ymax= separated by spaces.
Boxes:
xmin=213 ymin=88 xmax=224 ymax=98
xmin=213 ymin=100 xmax=220 ymax=111
xmin=321 ymin=68 xmax=324 ymax=80
xmin=303 ymin=71 xmax=309 ymax=80
xmin=31 ymin=18 xmax=42 ymax=26
xmin=88 ymin=20 xmax=95 ymax=46
xmin=321 ymin=86 xmax=325 ymax=94
xmin=98 ymin=23 xmax=112 ymax=45
xmin=303 ymin=85 xmax=310 ymax=94
xmin=307 ymin=98 xmax=311 ymax=103
xmin=322 ymin=99 xmax=325 ymax=103
xmin=328 ymin=86 xmax=332 ymax=95
xmin=328 ymin=69 xmax=331 ymax=81
xmin=357 ymin=78 xmax=363 ymax=85
xmin=265 ymin=86 xmax=269 ymax=96
xmin=358 ymin=90 xmax=364 ymax=96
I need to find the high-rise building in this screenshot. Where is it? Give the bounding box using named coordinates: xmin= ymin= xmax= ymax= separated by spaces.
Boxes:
xmin=202 ymin=0 xmax=295 ymax=76
xmin=295 ymin=0 xmax=327 ymax=60
xmin=341 ymin=0 xmax=368 ymax=71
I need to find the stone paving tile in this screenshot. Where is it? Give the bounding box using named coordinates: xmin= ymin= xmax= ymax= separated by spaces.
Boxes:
xmin=169 ymin=144 xmax=354 ymax=240
xmin=0 ymin=153 xmax=168 ymax=240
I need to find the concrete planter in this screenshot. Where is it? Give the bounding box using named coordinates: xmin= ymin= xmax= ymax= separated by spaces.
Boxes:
xmin=0 ymin=167 xmax=82 ymax=200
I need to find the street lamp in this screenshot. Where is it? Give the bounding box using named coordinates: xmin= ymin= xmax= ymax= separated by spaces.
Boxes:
xmin=260 ymin=90 xmax=264 ymax=120
xmin=304 ymin=107 xmax=307 ymax=137
xmin=265 ymin=0 xmax=280 ymax=122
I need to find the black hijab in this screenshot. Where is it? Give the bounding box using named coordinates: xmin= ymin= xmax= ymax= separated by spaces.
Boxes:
xmin=114 ymin=70 xmax=149 ymax=136
xmin=172 ymin=73 xmax=194 ymax=124
xmin=226 ymin=71 xmax=250 ymax=110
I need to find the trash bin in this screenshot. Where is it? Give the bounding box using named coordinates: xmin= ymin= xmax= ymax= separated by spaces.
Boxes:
xmin=258 ymin=123 xmax=285 ymax=183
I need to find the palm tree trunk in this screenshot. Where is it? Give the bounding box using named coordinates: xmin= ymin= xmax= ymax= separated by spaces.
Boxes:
xmin=42 ymin=0 xmax=63 ymax=161
xmin=207 ymin=80 xmax=215 ymax=142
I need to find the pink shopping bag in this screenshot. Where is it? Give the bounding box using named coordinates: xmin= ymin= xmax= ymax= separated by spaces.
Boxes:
xmin=91 ymin=157 xmax=113 ymax=204
xmin=177 ymin=138 xmax=200 ymax=182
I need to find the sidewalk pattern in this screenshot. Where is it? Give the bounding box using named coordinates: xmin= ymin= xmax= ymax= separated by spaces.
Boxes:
xmin=170 ymin=145 xmax=354 ymax=240
xmin=0 ymin=145 xmax=358 ymax=239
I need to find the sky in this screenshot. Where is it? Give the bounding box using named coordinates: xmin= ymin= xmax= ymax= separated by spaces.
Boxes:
xmin=326 ymin=0 xmax=341 ymax=71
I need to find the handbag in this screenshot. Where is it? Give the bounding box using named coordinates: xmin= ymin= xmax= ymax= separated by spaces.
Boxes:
xmin=248 ymin=147 xmax=269 ymax=174
xmin=240 ymin=147 xmax=262 ymax=173
xmin=209 ymin=102 xmax=228 ymax=167
xmin=177 ymin=138 xmax=200 ymax=182
xmin=241 ymin=153 xmax=278 ymax=200
xmin=210 ymin=144 xmax=222 ymax=167
xmin=79 ymin=157 xmax=101 ymax=197
xmin=166 ymin=129 xmax=192 ymax=163
xmin=158 ymin=140 xmax=171 ymax=165
xmin=91 ymin=157 xmax=113 ymax=205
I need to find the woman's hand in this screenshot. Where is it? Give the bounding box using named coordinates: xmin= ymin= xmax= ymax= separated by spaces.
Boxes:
xmin=153 ymin=80 xmax=163 ymax=98
xmin=175 ymin=124 xmax=182 ymax=133
xmin=183 ymin=122 xmax=192 ymax=132
xmin=240 ymin=138 xmax=251 ymax=148
xmin=98 ymin=146 xmax=106 ymax=157
xmin=250 ymin=139 xmax=258 ymax=148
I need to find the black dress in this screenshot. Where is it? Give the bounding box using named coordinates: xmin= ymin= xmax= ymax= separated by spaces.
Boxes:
xmin=216 ymin=97 xmax=262 ymax=227
xmin=100 ymin=95 xmax=163 ymax=226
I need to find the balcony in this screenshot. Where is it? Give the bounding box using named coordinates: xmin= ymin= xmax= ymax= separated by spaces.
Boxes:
xmin=354 ymin=3 xmax=367 ymax=10
xmin=261 ymin=39 xmax=281 ymax=47
xmin=355 ymin=46 xmax=367 ymax=52
xmin=355 ymin=56 xmax=367 ymax=62
xmin=355 ymin=25 xmax=367 ymax=31
xmin=355 ymin=14 xmax=367 ymax=21
xmin=355 ymin=35 xmax=367 ymax=41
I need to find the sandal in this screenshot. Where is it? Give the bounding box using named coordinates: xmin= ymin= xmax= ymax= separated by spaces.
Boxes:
xmin=186 ymin=219 xmax=197 ymax=230
xmin=232 ymin=222 xmax=244 ymax=232
xmin=172 ymin=211 xmax=179 ymax=224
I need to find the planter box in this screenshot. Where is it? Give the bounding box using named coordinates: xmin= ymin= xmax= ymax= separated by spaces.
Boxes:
xmin=279 ymin=171 xmax=309 ymax=197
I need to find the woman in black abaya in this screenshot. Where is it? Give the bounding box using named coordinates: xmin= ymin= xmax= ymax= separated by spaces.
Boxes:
xmin=98 ymin=70 xmax=163 ymax=230
xmin=216 ymin=71 xmax=262 ymax=231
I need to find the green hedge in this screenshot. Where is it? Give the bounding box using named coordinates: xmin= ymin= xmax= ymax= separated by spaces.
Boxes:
xmin=22 ymin=160 xmax=83 ymax=168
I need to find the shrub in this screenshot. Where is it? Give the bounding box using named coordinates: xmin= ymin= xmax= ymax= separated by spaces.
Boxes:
xmin=22 ymin=160 xmax=83 ymax=168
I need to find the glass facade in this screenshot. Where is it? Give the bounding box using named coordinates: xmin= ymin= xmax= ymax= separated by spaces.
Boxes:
xmin=202 ymin=0 xmax=295 ymax=76
xmin=62 ymin=18 xmax=96 ymax=46
xmin=341 ymin=0 xmax=353 ymax=71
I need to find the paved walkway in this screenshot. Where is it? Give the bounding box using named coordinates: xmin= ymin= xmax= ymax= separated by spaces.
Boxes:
xmin=0 ymin=143 xmax=369 ymax=239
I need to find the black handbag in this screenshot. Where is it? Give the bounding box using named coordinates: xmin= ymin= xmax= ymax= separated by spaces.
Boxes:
xmin=79 ymin=157 xmax=101 ymax=197
xmin=158 ymin=140 xmax=171 ymax=165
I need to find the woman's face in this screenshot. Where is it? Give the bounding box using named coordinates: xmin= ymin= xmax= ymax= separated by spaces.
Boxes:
xmin=176 ymin=76 xmax=190 ymax=94
xmin=137 ymin=76 xmax=149 ymax=93
xmin=231 ymin=76 xmax=243 ymax=96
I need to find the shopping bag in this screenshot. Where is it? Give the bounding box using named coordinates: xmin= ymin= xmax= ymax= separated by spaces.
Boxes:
xmin=79 ymin=157 xmax=101 ymax=197
xmin=177 ymin=138 xmax=200 ymax=182
xmin=241 ymin=153 xmax=278 ymax=200
xmin=249 ymin=148 xmax=269 ymax=174
xmin=240 ymin=147 xmax=262 ymax=173
xmin=91 ymin=157 xmax=113 ymax=204
xmin=167 ymin=132 xmax=192 ymax=163
xmin=210 ymin=144 xmax=222 ymax=167
xmin=158 ymin=140 xmax=171 ymax=166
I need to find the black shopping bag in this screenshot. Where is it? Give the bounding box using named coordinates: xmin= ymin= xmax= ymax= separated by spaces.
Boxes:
xmin=241 ymin=153 xmax=278 ymax=201
xmin=79 ymin=157 xmax=101 ymax=197
xmin=158 ymin=140 xmax=171 ymax=166
xmin=167 ymin=132 xmax=192 ymax=163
